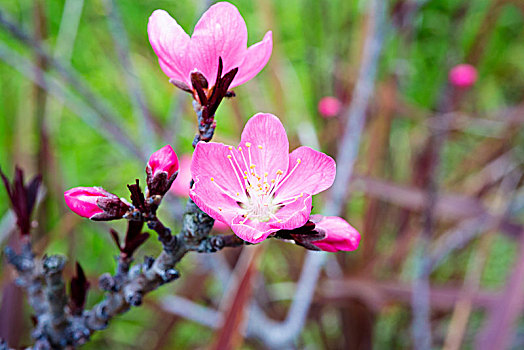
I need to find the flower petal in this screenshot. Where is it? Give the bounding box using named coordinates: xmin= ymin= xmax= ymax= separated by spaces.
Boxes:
xmin=231 ymin=31 xmax=273 ymax=88
xmin=274 ymin=146 xmax=335 ymax=201
xmin=239 ymin=113 xmax=289 ymax=183
xmin=271 ymin=194 xmax=312 ymax=230
xmin=190 ymin=177 xmax=239 ymax=225
xmin=231 ymin=216 xmax=278 ymax=243
xmin=190 ymin=2 xmax=248 ymax=84
xmin=190 ymin=142 xmax=247 ymax=223
xmin=148 ymin=10 xmax=191 ymax=84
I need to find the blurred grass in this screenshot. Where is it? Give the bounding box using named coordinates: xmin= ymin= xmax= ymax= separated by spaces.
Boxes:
xmin=0 ymin=0 xmax=523 ymax=348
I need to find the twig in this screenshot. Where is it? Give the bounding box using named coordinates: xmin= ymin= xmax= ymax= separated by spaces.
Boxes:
xmin=7 ymin=199 xmax=243 ymax=347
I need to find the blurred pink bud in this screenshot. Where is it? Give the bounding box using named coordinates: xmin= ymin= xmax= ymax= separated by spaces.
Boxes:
xmin=64 ymin=187 xmax=123 ymax=220
xmin=213 ymin=219 xmax=230 ymax=233
xmin=170 ymin=155 xmax=192 ymax=197
xmin=448 ymin=64 xmax=477 ymax=88
xmin=318 ymin=96 xmax=342 ymax=118
xmin=148 ymin=145 xmax=179 ymax=178
xmin=312 ymin=216 xmax=360 ymax=252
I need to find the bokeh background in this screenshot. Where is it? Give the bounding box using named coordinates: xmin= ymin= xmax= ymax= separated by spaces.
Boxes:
xmin=0 ymin=0 xmax=524 ymax=349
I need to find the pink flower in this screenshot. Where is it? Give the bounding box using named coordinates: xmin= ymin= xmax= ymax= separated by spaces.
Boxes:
xmin=311 ymin=216 xmax=361 ymax=252
xmin=64 ymin=187 xmax=129 ymax=221
xmin=189 ymin=113 xmax=336 ymax=243
xmin=318 ymin=96 xmax=342 ymax=118
xmin=146 ymin=145 xmax=179 ymax=196
xmin=448 ymin=64 xmax=477 ymax=88
xmin=148 ymin=2 xmax=272 ymax=90
xmin=147 ymin=145 xmax=179 ymax=179
xmin=170 ymin=155 xmax=192 ymax=197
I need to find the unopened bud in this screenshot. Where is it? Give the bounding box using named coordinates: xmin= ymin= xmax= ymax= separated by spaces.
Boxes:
xmin=64 ymin=187 xmax=130 ymax=221
xmin=146 ymin=145 xmax=179 ymax=196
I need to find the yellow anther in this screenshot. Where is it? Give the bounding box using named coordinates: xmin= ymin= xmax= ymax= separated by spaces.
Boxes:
xmin=264 ymin=172 xmax=268 ymax=177
xmin=228 ymin=146 xmax=233 ymax=150
xmin=218 ymin=207 xmax=223 ymax=211
xmin=243 ymin=176 xmax=248 ymax=179
xmin=227 ymin=155 xmax=232 ymax=159
xmin=244 ymin=171 xmax=248 ymax=175
xmin=236 ymin=192 xmax=240 ymax=196
xmin=210 ymin=177 xmax=215 ymax=182
xmin=250 ymin=164 xmax=256 ymax=169
xmin=245 ymin=142 xmax=251 ymax=147
xmin=297 ymin=158 xmax=302 ymax=164
xmin=276 ymin=169 xmax=283 ymax=175
xmin=258 ymin=145 xmax=263 ymax=149
xmin=271 ymin=179 xmax=276 ymax=183
xmin=238 ymin=146 xmax=242 ymax=151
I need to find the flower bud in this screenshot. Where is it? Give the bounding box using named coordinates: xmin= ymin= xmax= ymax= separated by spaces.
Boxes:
xmin=318 ymin=96 xmax=342 ymax=118
xmin=64 ymin=187 xmax=130 ymax=221
xmin=448 ymin=64 xmax=477 ymax=88
xmin=310 ymin=215 xmax=360 ymax=252
xmin=146 ymin=145 xmax=179 ymax=196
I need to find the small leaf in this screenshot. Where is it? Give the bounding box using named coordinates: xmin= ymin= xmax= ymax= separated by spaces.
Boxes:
xmin=69 ymin=262 xmax=90 ymax=316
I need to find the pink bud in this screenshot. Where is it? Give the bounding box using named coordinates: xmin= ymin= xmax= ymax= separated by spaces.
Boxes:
xmin=148 ymin=145 xmax=179 ymax=178
xmin=448 ymin=64 xmax=477 ymax=88
xmin=65 ymin=187 xmax=130 ymax=221
xmin=213 ymin=219 xmax=230 ymax=233
xmin=64 ymin=187 xmax=109 ymax=219
xmin=318 ymin=96 xmax=342 ymax=118
xmin=312 ymin=216 xmax=360 ymax=252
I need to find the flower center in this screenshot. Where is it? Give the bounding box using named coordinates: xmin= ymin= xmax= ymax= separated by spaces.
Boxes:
xmin=209 ymin=142 xmax=304 ymax=224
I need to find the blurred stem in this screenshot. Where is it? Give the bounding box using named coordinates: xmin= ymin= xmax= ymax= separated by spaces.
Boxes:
xmin=323 ymin=0 xmax=385 ymax=217
xmin=33 ymin=0 xmax=50 ymax=238
xmin=411 ymin=89 xmax=455 ymax=350
xmin=0 ymin=41 xmax=142 ymax=158
xmin=102 ymin=0 xmax=158 ymax=155
xmin=0 ymin=8 xmax=144 ymax=159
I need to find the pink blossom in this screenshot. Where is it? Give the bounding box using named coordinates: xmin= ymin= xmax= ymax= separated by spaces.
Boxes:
xmin=448 ymin=64 xmax=477 ymax=88
xmin=170 ymin=155 xmax=192 ymax=197
xmin=318 ymin=96 xmax=342 ymax=118
xmin=189 ymin=113 xmax=336 ymax=243
xmin=148 ymin=2 xmax=272 ymax=90
xmin=147 ymin=145 xmax=179 ymax=179
xmin=311 ymin=216 xmax=360 ymax=252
